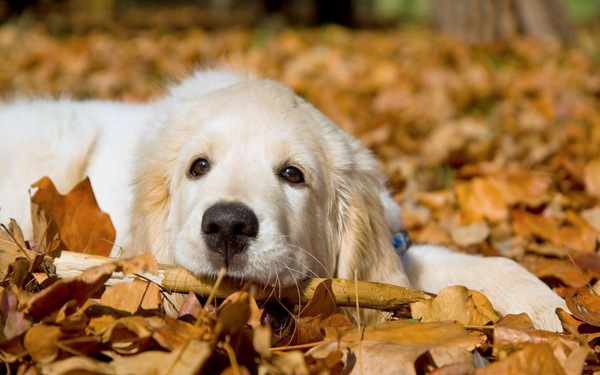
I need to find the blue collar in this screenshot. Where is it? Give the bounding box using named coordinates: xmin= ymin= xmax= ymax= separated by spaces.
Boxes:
xmin=393 ymin=230 xmax=412 ymax=255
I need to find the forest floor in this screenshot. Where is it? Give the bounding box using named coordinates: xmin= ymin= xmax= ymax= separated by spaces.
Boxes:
xmin=1 ymin=15 xmax=600 ymax=374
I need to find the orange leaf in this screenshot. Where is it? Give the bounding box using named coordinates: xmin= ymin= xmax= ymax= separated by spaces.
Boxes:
xmin=456 ymin=178 xmax=508 ymax=224
xmin=24 ymin=324 xmax=61 ymax=364
xmin=566 ymin=288 xmax=600 ymax=327
xmin=584 ymin=158 xmax=600 ymax=199
xmin=31 ymin=177 xmax=115 ymax=256
xmin=476 ymin=343 xmax=569 ymax=375
xmin=100 ymin=279 xmax=161 ymax=314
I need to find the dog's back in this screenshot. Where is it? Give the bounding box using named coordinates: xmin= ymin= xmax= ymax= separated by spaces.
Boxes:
xmin=0 ymin=99 xmax=152 ymax=247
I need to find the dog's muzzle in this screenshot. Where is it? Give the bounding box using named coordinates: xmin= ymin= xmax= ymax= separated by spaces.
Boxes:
xmin=201 ymin=202 xmax=259 ymax=265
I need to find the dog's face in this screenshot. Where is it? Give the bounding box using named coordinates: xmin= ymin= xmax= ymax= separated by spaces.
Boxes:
xmin=167 ymin=82 xmax=336 ymax=286
xmin=131 ymin=77 xmax=409 ymax=289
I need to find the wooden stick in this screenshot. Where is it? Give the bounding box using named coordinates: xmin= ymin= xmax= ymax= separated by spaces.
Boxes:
xmin=54 ymin=250 xmax=432 ymax=311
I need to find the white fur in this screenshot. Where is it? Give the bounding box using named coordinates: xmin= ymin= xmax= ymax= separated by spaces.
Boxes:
xmin=0 ymin=70 xmax=566 ymax=331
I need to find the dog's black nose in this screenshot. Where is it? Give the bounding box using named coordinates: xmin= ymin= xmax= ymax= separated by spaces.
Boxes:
xmin=201 ymin=202 xmax=259 ymax=262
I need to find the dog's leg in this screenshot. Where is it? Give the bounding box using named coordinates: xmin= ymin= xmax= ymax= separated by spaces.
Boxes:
xmin=401 ymin=245 xmax=567 ymax=331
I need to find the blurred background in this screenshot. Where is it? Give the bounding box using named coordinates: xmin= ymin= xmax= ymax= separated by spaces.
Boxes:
xmin=1 ymin=0 xmax=600 ymax=285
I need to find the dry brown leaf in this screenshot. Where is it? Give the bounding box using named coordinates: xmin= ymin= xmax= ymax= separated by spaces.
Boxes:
xmin=264 ymin=351 xmax=310 ymax=375
xmin=215 ymin=291 xmax=252 ymax=340
xmin=148 ymin=316 xmax=209 ymax=350
xmin=305 ymin=349 xmax=345 ymax=374
xmin=511 ymin=209 xmax=558 ymax=244
xmin=411 ymin=285 xmax=500 ymax=326
xmin=23 ymin=324 xmax=61 ymax=364
xmin=102 ymin=316 xmax=153 ymax=354
xmin=0 ymin=288 xmax=32 ymax=342
xmin=581 ymin=207 xmax=600 ymax=232
xmin=0 ymin=220 xmax=29 ymax=281
xmin=497 ymin=313 xmax=536 ymax=330
xmin=24 ymin=254 xmax=157 ymax=321
xmin=100 ymin=278 xmax=161 ymax=314
xmin=456 ymin=178 xmax=508 ymax=224
xmin=31 ymin=177 xmax=115 ymax=256
xmin=584 ymin=158 xmax=600 ymax=199
xmin=87 ymin=315 xmax=117 ymax=336
xmin=178 ymin=291 xmax=202 ymax=319
xmin=489 ymin=170 xmax=552 ymax=208
xmin=41 ymin=340 xmax=213 ymax=375
xmin=476 ymin=343 xmax=567 ymax=375
xmin=492 ymin=327 xmax=586 ymax=375
xmin=449 ymin=221 xmax=490 ymax=247
xmin=521 ymin=256 xmax=590 ymax=288
xmin=565 ymin=288 xmax=600 ymax=327
xmin=309 ymin=320 xmax=485 ymax=375
xmin=299 ymin=278 xmax=337 ymax=319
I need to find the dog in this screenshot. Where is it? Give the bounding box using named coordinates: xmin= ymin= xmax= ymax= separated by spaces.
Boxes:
xmin=0 ymin=69 xmax=567 ymax=331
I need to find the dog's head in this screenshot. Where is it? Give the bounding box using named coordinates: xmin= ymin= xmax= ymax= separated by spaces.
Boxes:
xmin=130 ymin=72 xmax=408 ymax=288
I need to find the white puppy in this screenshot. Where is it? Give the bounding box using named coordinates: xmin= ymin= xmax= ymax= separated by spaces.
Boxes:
xmin=0 ymin=70 xmax=566 ymax=330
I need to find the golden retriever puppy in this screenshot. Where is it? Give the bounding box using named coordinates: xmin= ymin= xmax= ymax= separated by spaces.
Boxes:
xmin=0 ymin=70 xmax=566 ymax=331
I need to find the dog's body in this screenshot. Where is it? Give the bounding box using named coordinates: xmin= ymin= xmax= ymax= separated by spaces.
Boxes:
xmin=0 ymin=70 xmax=566 ymax=330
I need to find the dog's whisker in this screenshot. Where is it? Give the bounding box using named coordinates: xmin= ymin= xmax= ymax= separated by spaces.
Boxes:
xmin=277 ymin=254 xmax=320 ymax=280
xmin=277 ymin=260 xmax=303 ymax=313
xmin=276 ymin=234 xmax=333 ymax=279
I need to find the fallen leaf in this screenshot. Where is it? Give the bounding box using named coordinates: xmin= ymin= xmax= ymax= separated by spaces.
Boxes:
xmin=497 ymin=313 xmax=535 ymax=330
xmin=215 ymin=291 xmax=253 ymax=340
xmin=584 ymin=158 xmax=600 ymax=199
xmin=521 ymin=256 xmax=590 ymax=288
xmin=456 ymin=178 xmax=508 ymax=223
xmin=449 ymin=221 xmax=490 ymax=247
xmin=31 ymin=177 xmax=116 ymax=256
xmin=476 ymin=343 xmax=568 ymax=375
xmin=0 ymin=220 xmax=29 ymax=281
xmin=411 ymin=285 xmax=500 ymax=326
xmin=0 ymin=288 xmax=32 ymax=342
xmin=100 ymin=278 xmax=161 ymax=314
xmin=309 ymin=320 xmax=485 ymax=375
xmin=23 ymin=324 xmax=61 ymax=364
xmin=565 ymin=288 xmax=600 ymax=327
xmin=102 ymin=316 xmax=153 ymax=354
xmin=24 ymin=254 xmax=157 ymax=321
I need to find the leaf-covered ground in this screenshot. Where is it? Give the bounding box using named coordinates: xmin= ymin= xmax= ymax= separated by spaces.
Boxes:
xmin=2 ymin=16 xmax=600 ymax=374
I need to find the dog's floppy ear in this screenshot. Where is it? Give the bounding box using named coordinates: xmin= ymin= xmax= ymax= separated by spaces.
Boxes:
xmin=299 ymin=100 xmax=410 ymax=287
xmin=333 ymin=151 xmax=411 ymax=288
xmin=128 ymin=131 xmax=174 ymax=264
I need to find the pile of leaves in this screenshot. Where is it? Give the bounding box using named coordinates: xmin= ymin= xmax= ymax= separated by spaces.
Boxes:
xmin=1 ymin=17 xmax=600 ymax=374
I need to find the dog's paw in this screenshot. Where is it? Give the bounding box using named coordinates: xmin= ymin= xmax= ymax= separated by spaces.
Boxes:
xmin=471 ymin=257 xmax=567 ymax=332
xmin=402 ymin=245 xmax=567 ymax=331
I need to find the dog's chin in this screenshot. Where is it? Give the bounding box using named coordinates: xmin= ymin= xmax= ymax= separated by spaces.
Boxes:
xmin=174 ymin=247 xmax=306 ymax=288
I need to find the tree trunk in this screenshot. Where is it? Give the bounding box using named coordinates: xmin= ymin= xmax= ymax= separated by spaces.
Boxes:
xmin=432 ymin=0 xmax=574 ymax=44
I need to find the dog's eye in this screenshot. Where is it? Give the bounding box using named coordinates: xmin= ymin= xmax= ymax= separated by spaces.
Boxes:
xmin=280 ymin=166 xmax=304 ymax=184
xmin=189 ymin=158 xmax=210 ymax=177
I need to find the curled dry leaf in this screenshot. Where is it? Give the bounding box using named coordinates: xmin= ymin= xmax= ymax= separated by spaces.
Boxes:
xmin=565 ymin=288 xmax=600 ymax=327
xmin=475 ymin=343 xmax=569 ymax=375
xmin=411 ymin=285 xmax=500 ymax=327
xmin=0 ymin=219 xmax=29 ymax=281
xmin=23 ymin=324 xmax=62 ymax=364
xmin=449 ymin=221 xmax=490 ymax=247
xmin=584 ymin=158 xmax=600 ymax=200
xmin=0 ymin=288 xmax=32 ymax=342
xmin=456 ymin=178 xmax=508 ymax=224
xmin=497 ymin=313 xmax=536 ymax=330
xmin=214 ymin=291 xmax=253 ymax=340
xmin=309 ymin=320 xmax=485 ymax=375
xmin=521 ymin=255 xmax=590 ymax=288
xmin=100 ymin=278 xmax=161 ymax=314
xmin=31 ymin=177 xmax=116 ymax=256
xmin=101 ymin=315 xmax=155 ymax=354
xmin=41 ymin=340 xmax=213 ymax=375
xmin=24 ymin=253 xmax=157 ymax=321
